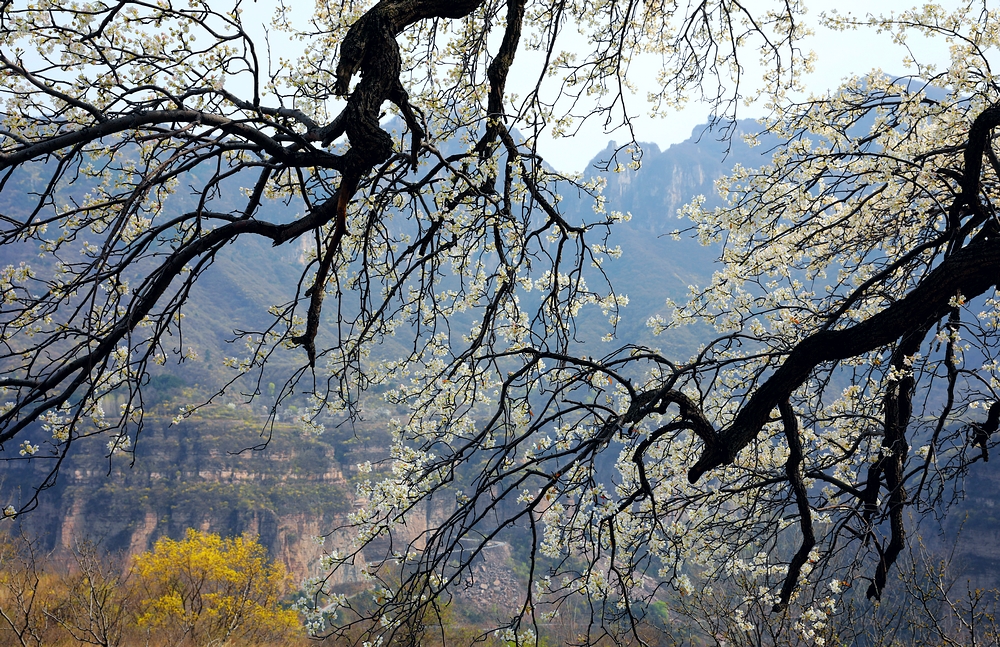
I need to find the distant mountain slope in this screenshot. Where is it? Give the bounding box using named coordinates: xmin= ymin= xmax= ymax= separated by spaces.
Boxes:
xmin=5 ymin=118 xmax=997 ymax=600
xmin=592 ymin=121 xmax=770 ymax=234
xmin=566 ymin=120 xmax=774 ymax=355
xmin=2 ymin=119 xmax=772 ymax=574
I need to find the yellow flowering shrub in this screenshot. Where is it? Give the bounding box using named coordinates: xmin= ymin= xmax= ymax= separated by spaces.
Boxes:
xmin=133 ymin=529 xmax=299 ymax=646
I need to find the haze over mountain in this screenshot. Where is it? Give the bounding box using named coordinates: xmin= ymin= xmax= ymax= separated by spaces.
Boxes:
xmin=8 ymin=118 xmax=995 ymax=596
xmin=2 ymin=119 xmax=760 ymax=561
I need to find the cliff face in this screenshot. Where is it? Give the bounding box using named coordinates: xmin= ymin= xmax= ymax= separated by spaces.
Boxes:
xmin=7 ymin=405 xmax=357 ymax=580
xmin=6 ymin=399 xmax=467 ymax=588
xmin=592 ymin=122 xmax=771 ymax=236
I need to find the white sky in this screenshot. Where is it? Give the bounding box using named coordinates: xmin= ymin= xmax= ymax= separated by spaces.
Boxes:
xmin=252 ymin=1 xmax=959 ymax=173
xmin=530 ymin=1 xmax=956 ymax=172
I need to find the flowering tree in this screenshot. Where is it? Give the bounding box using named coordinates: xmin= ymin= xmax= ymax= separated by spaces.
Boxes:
xmin=1 ymin=0 xmax=998 ymax=644
xmin=0 ymin=0 xmax=804 ymax=503
xmin=310 ymin=4 xmax=1000 ymax=645
xmin=133 ymin=529 xmax=298 ymax=645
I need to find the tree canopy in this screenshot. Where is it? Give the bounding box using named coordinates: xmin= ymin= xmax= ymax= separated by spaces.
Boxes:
xmin=1 ymin=0 xmax=1000 ymax=644
xmin=134 ymin=529 xmax=298 ymax=645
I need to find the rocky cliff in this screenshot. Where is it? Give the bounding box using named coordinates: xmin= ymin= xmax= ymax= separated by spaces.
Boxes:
xmin=6 ymin=402 xmax=359 ymax=580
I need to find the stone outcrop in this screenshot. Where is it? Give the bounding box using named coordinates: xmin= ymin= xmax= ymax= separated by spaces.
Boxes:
xmin=7 ymin=407 xmax=356 ymax=581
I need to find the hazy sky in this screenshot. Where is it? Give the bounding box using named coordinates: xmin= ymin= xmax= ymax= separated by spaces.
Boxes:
xmin=531 ymin=1 xmax=957 ymax=172
xmin=253 ymin=1 xmax=960 ymax=173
